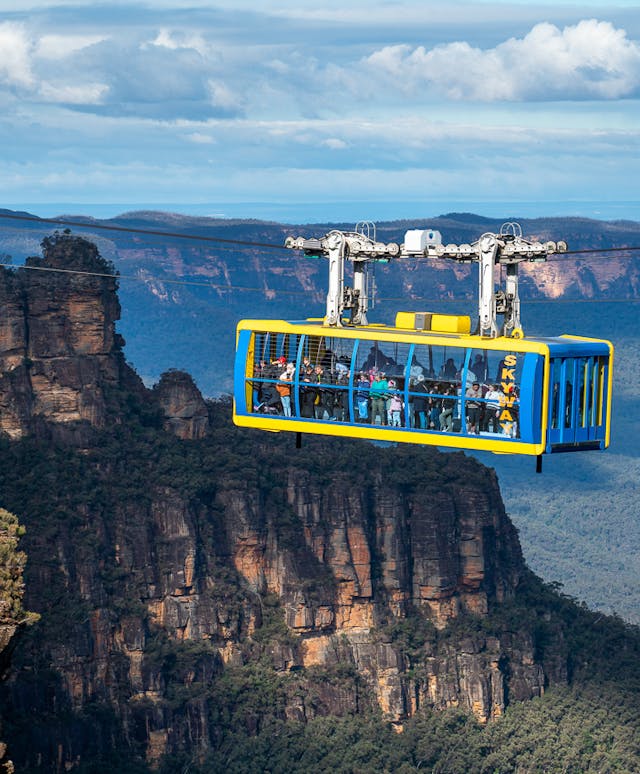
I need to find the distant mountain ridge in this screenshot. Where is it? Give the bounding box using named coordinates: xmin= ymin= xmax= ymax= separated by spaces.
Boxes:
xmin=0 ymin=208 xmax=638 ymax=396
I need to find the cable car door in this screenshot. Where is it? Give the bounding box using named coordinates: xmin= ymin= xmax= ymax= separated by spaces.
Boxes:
xmin=548 ymin=356 xmax=606 ymax=448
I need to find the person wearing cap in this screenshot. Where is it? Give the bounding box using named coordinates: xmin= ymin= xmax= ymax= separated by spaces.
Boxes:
xmin=276 ymin=366 xmax=293 ymax=416
xmin=465 ymin=381 xmax=482 ymax=434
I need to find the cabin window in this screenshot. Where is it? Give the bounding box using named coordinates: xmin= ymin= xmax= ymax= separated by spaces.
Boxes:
xmin=355 ymin=340 xmax=411 ymax=380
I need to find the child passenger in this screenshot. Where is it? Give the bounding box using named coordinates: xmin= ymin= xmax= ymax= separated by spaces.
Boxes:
xmin=388 ymin=380 xmax=403 ymax=427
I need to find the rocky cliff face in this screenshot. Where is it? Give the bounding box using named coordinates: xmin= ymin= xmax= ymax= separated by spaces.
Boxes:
xmin=0 ymin=233 xmax=206 ymax=443
xmin=0 ymin=233 xmax=567 ymax=769
xmin=214 ymin=459 xmax=547 ymax=726
xmin=153 ymin=370 xmax=210 ymax=439
xmin=0 ymin=233 xmax=124 ymax=440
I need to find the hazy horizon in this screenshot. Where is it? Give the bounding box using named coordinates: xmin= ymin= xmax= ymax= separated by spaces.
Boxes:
xmin=6 ymin=200 xmax=640 ymax=225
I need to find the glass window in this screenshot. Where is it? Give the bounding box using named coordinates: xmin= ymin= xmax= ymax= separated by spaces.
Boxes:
xmin=577 ymin=357 xmax=588 ymax=428
xmin=356 ymin=340 xmax=410 ymax=380
xmin=411 ymin=343 xmax=459 ymax=384
xmin=297 ymin=335 xmax=355 ymax=423
xmin=595 ymin=356 xmax=606 ymax=427
xmin=550 ymin=358 xmax=562 ymax=430
xmin=469 ymin=349 xmax=522 ymax=438
xmin=248 ymin=332 xmax=287 ymax=416
xmin=564 ymin=360 xmax=574 ymax=429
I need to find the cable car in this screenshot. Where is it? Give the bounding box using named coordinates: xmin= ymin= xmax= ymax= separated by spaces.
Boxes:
xmin=232 ymin=222 xmax=613 ymax=468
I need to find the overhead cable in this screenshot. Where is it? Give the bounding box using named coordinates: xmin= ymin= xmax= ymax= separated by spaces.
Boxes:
xmin=2 ymin=211 xmax=640 ymax=260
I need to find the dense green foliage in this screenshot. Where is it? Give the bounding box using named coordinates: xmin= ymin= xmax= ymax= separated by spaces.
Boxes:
xmin=479 ymin=301 xmax=640 ymax=624
xmin=152 ymin=685 xmax=640 ymax=774
xmin=0 ymin=397 xmax=638 ymax=772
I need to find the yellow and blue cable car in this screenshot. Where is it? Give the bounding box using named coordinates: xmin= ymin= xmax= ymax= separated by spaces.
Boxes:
xmin=233 ymin=313 xmax=612 ymax=458
xmin=232 ymin=223 xmax=613 ymax=466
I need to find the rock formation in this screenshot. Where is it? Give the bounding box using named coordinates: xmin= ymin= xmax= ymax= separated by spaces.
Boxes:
xmin=153 ymin=370 xmax=210 ymax=439
xmin=0 ymin=232 xmax=124 ymax=440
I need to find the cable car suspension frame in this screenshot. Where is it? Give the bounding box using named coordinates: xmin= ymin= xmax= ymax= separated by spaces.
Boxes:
xmin=285 ymin=221 xmax=568 ymax=338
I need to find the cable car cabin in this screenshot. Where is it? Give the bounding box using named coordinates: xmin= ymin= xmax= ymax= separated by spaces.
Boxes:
xmin=232 ymin=312 xmax=613 ymax=458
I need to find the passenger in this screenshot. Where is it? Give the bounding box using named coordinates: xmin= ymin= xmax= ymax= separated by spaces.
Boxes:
xmin=313 ymin=365 xmax=331 ymax=420
xmin=388 ymin=380 xmax=403 ymax=426
xmin=426 ymin=382 xmax=441 ymax=429
xmin=484 ymin=384 xmax=503 ymax=433
xmin=551 ymin=382 xmax=560 ymax=428
xmin=440 ymin=357 xmax=457 ymax=381
xmin=407 ymin=377 xmax=415 ymax=426
xmin=439 ymin=385 xmax=456 ymax=431
xmin=386 ymin=378 xmax=394 ymax=425
xmin=412 ymin=374 xmax=429 ymax=429
xmin=505 ymin=383 xmax=520 ymax=437
xmin=276 ymin=365 xmax=294 ymax=417
xmin=355 ymin=372 xmax=370 ymax=423
xmin=260 ymin=381 xmax=282 ymax=414
xmin=363 ymin=345 xmax=395 ymax=372
xmin=465 ymin=381 xmax=482 ymax=434
xmin=369 ymin=371 xmax=389 ymax=425
xmin=333 ymin=368 xmax=349 ymax=421
xmin=313 ymin=363 xmax=331 ymax=419
xmin=299 ymin=375 xmax=317 ymax=418
xmin=472 ymin=354 xmax=489 ymax=383
xmin=252 ymin=360 xmax=268 ymax=410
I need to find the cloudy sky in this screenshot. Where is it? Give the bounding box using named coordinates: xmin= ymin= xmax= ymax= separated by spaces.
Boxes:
xmin=1 ymin=0 xmax=640 ymax=220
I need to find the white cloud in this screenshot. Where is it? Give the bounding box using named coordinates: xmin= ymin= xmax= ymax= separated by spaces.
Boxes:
xmin=185 ymin=132 xmax=216 ymax=144
xmin=35 ymin=34 xmax=107 ymax=59
xmin=361 ymin=19 xmax=640 ymax=101
xmin=38 ymin=81 xmax=108 ymax=104
xmin=207 ymin=79 xmax=242 ymax=111
xmin=0 ymin=22 xmax=34 ymax=88
xmin=146 ymin=28 xmax=210 ymax=58
xmin=321 ymin=137 xmax=348 ymax=149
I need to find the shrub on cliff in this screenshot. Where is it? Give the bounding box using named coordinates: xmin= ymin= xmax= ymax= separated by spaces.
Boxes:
xmin=0 ymin=508 xmax=38 ymax=626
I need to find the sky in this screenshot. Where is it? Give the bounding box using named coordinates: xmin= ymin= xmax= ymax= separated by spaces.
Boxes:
xmin=1 ymin=0 xmax=640 ymax=221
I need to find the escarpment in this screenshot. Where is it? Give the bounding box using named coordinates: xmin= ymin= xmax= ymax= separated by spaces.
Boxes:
xmin=0 ymin=233 xmax=126 ymax=440
xmin=0 ymin=233 xmax=572 ymax=770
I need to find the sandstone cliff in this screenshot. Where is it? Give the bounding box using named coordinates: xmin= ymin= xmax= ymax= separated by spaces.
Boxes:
xmin=0 ymin=232 xmax=124 ymax=440
xmin=0 ymin=233 xmax=569 ymax=770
